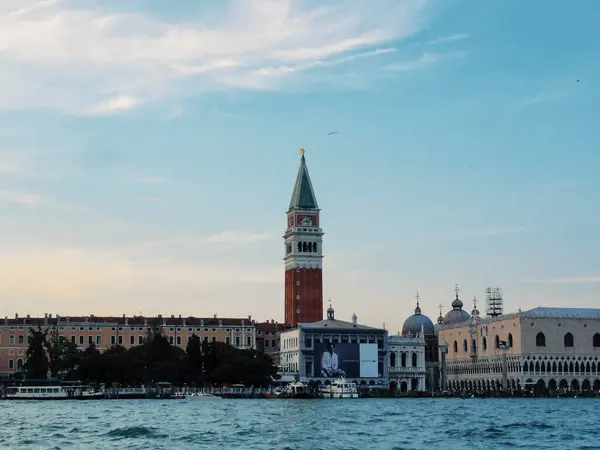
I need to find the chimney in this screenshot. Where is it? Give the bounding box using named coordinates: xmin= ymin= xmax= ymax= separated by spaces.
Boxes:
xmin=15 ymin=313 xmax=18 ymax=320
xmin=171 ymin=314 xmax=175 ymax=319
xmin=90 ymin=314 xmax=94 ymax=319
xmin=352 ymin=312 xmax=357 ymax=325
xmin=124 ymin=315 xmax=128 ymax=325
xmin=44 ymin=313 xmax=48 ymax=325
xmin=178 ymin=314 xmax=181 ymax=319
xmin=213 ymin=314 xmax=217 ymax=319
xmin=200 ymin=319 xmax=204 ymax=326
xmin=4 ymin=316 xmax=7 ymax=325
xmin=144 ymin=318 xmax=148 ymax=326
xmin=49 ymin=314 xmax=53 ymax=319
xmin=219 ymin=319 xmax=223 ymax=326
xmin=248 ymin=315 xmax=252 ymax=321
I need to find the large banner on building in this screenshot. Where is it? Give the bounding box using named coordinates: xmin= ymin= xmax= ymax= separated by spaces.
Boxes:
xmin=314 ymin=342 xmax=360 ymax=378
xmin=314 ymin=342 xmax=379 ymax=378
xmin=359 ymin=343 xmax=378 ymax=377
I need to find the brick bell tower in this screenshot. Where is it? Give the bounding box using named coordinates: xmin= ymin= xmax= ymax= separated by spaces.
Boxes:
xmin=284 ymin=149 xmax=324 ymax=326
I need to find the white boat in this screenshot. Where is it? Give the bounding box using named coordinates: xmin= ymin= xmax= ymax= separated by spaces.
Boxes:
xmin=5 ymin=382 xmax=104 ymax=400
xmin=319 ymin=378 xmax=359 ymax=399
xmin=185 ymin=392 xmax=219 ymax=399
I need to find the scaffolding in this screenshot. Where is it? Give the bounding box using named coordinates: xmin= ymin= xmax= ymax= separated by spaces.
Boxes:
xmin=485 ymin=287 xmax=504 ymax=317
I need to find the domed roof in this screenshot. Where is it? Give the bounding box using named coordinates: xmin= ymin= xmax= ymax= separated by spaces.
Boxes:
xmin=402 ymin=302 xmax=435 ymax=336
xmin=443 ymin=292 xmax=470 ymax=325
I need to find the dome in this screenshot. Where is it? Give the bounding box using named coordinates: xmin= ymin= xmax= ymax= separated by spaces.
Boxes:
xmin=402 ymin=302 xmax=435 ymax=336
xmin=443 ymin=292 xmax=470 ymax=325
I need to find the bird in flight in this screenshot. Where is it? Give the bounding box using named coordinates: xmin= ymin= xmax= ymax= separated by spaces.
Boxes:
xmin=469 ymin=164 xmax=475 ymax=167
xmin=577 ymin=79 xmax=580 ymax=82
xmin=328 ymin=131 xmax=339 ymax=135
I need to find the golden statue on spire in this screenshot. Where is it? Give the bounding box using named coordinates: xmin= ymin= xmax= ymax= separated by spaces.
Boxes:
xmin=300 ymin=148 xmax=305 ymax=156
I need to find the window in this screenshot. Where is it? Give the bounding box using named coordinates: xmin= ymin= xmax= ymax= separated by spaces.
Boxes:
xmin=564 ymin=332 xmax=574 ymax=347
xmin=169 ymin=336 xmax=174 ymax=345
xmin=482 ymin=337 xmax=487 ymax=351
xmin=204 ymin=336 xmax=208 ymax=343
xmin=247 ymin=336 xmax=252 ymax=347
xmin=390 ymin=352 xmax=396 ymax=367
xmin=453 ymin=341 xmax=457 ymax=353
xmin=9 ymin=335 xmax=15 ymax=345
xmin=272 ymin=340 xmax=276 ymax=348
xmin=305 ymin=336 xmax=313 ymax=348
xmin=176 ymin=336 xmax=182 ymax=345
xmin=71 ymin=336 xmax=76 ymax=344
xmin=212 ymin=337 xmax=216 ymax=343
xmin=508 ymin=333 xmax=513 ymax=348
xmin=463 ymin=339 xmax=467 ymax=352
xmin=412 ymin=352 xmax=417 ymax=367
xmin=18 ymin=335 xmax=24 ymax=345
xmin=226 ymin=337 xmax=231 ymax=345
xmin=494 ymin=335 xmax=500 ymax=348
xmin=17 ymin=359 xmax=23 ymax=370
xmin=96 ymin=336 xmax=101 ymax=345
xmin=401 ymin=352 xmax=406 ymax=367
xmin=130 ymin=336 xmax=135 ymax=345
xmin=594 ymin=333 xmax=600 ymax=347
xmin=111 ymin=336 xmax=116 ymax=345
xmin=79 ymin=335 xmax=84 ymax=345
xmin=139 ymin=336 xmax=144 ymax=345
xmin=536 ymin=332 xmax=546 ymax=347
xmin=236 ymin=336 xmax=240 ymax=346
xmin=88 ymin=336 xmax=93 ymax=345
xmin=118 ymin=336 xmax=123 ymax=345
xmin=9 ymin=360 xmax=14 ymax=370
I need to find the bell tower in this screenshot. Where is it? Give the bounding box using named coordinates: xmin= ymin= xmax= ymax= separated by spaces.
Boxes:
xmin=284 ymin=149 xmax=323 ymax=326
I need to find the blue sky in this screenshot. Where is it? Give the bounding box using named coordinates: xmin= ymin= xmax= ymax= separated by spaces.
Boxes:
xmin=0 ymin=0 xmax=599 ymax=332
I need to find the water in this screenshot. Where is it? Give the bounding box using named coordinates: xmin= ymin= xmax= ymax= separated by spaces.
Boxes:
xmin=0 ymin=398 xmax=598 ymax=449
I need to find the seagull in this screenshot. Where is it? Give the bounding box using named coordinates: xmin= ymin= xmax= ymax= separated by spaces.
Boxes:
xmin=577 ymin=79 xmax=580 ymax=82
xmin=328 ymin=131 xmax=339 ymax=135
xmin=469 ymin=164 xmax=475 ymax=167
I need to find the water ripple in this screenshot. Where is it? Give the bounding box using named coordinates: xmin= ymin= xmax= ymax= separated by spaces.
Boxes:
xmin=0 ymin=398 xmax=598 ymax=449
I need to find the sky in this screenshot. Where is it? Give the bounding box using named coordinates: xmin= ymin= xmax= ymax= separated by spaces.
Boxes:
xmin=0 ymin=0 xmax=599 ymax=334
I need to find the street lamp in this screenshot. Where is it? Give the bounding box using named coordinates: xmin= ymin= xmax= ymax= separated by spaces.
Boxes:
xmin=439 ymin=339 xmax=448 ymax=392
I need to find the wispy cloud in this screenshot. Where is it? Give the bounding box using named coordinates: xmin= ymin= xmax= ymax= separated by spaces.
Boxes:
xmin=384 ymin=51 xmax=466 ymax=72
xmin=0 ymin=189 xmax=42 ymax=205
xmin=0 ymin=0 xmax=433 ymax=113
xmin=129 ymin=175 xmax=170 ymax=185
xmin=426 ymin=33 xmax=470 ymax=45
xmin=518 ymin=89 xmax=575 ymax=108
xmin=472 ymin=227 xmax=526 ymax=238
xmin=522 ymin=276 xmax=600 ymax=284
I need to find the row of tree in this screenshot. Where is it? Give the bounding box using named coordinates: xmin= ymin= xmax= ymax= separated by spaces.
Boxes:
xmin=21 ymin=326 xmax=277 ymax=387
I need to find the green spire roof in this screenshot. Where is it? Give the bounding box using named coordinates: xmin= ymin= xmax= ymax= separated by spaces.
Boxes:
xmin=288 ymin=153 xmax=318 ymax=210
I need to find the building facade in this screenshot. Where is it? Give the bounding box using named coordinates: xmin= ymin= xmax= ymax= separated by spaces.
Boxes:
xmin=438 ymin=307 xmax=600 ymax=393
xmin=388 ymin=332 xmax=427 ymax=392
xmin=283 ymin=149 xmax=324 ymax=326
xmin=0 ymin=313 xmax=257 ymax=378
xmin=256 ymin=320 xmax=292 ymax=366
xmin=278 ymin=307 xmax=389 ymax=388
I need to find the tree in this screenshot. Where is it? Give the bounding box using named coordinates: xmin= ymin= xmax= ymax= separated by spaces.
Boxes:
xmin=24 ymin=326 xmax=49 ymax=379
xmin=45 ymin=326 xmax=80 ymax=378
xmin=185 ymin=334 xmax=204 ymax=384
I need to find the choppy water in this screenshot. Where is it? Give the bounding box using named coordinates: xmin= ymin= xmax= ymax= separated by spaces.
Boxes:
xmin=0 ymin=398 xmax=598 ymax=449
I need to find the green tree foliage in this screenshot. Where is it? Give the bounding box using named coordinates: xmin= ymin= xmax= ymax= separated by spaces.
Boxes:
xmin=23 ymin=326 xmax=49 ymax=379
xmin=24 ymin=326 xmax=277 ymax=386
xmin=45 ymin=326 xmax=80 ymax=378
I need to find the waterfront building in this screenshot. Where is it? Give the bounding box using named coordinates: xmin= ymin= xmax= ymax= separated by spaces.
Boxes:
xmin=388 ymin=331 xmax=427 ymax=392
xmin=401 ymin=293 xmax=439 ymax=391
xmin=438 ymin=305 xmax=600 ymax=393
xmin=0 ymin=313 xmax=257 ymax=378
xmin=256 ymin=320 xmax=292 ymax=365
xmin=283 ymin=149 xmax=324 ymax=326
xmin=278 ymin=306 xmax=389 ymax=389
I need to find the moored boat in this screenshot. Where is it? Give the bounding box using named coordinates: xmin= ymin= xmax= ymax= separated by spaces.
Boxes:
xmin=185 ymin=392 xmax=219 ymax=399
xmin=319 ymin=378 xmax=359 ymax=399
xmin=4 ymin=380 xmax=104 ymax=400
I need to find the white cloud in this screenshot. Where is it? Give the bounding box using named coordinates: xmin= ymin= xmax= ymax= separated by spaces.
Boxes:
xmin=426 ymin=33 xmax=470 ymax=45
xmin=0 ymin=0 xmax=434 ymax=113
xmin=0 ymin=189 xmax=42 ymax=205
xmin=384 ymin=50 xmax=466 ymax=71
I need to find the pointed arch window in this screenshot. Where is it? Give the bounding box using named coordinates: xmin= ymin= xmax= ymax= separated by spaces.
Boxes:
xmin=390 ymin=352 xmax=396 ymax=367
xmin=593 ymin=333 xmax=600 ymax=348
xmin=536 ymin=332 xmax=546 ymax=347
xmin=463 ymin=339 xmax=467 ymax=352
xmin=401 ymin=352 xmax=406 ymax=367
xmin=482 ymin=336 xmax=487 ymax=351
xmin=312 ymin=242 xmax=317 ymax=252
xmin=297 ymin=242 xmax=302 ymax=252
xmin=508 ymin=333 xmax=513 ymax=348
xmin=412 ymin=352 xmax=417 ymax=367
xmin=453 ymin=341 xmax=457 ymax=353
xmin=495 ymin=335 xmax=500 ymax=348
xmin=564 ymin=332 xmax=574 ymax=347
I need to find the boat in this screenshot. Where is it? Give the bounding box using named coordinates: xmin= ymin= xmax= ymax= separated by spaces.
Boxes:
xmin=105 ymin=386 xmax=148 ymax=399
xmin=172 ymin=392 xmax=186 ymax=399
xmin=4 ymin=380 xmax=104 ymax=400
xmin=319 ymin=378 xmax=359 ymax=399
xmin=185 ymin=392 xmax=219 ymax=399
